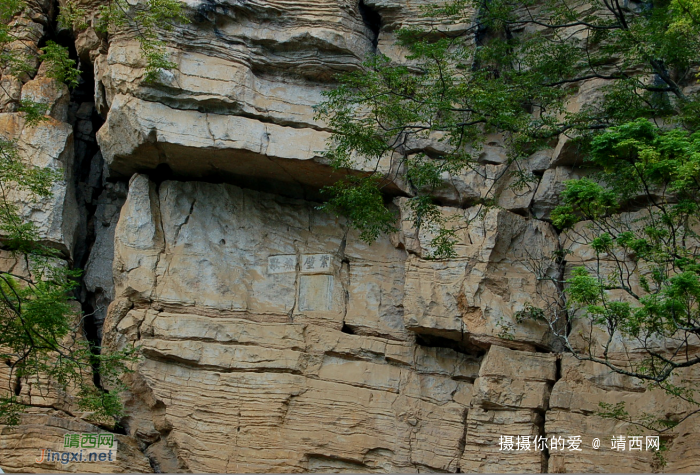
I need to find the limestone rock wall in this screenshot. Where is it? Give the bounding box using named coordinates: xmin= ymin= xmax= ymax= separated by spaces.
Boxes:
xmin=0 ymin=0 xmax=699 ymax=473
xmin=0 ymin=1 xmax=158 ymax=472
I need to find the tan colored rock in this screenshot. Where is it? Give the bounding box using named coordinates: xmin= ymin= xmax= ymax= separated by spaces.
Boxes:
xmin=107 ymin=315 xmax=474 ymax=473
xmin=398 ymin=201 xmax=560 ymax=350
xmin=665 ymin=415 xmax=700 ymax=473
xmin=429 ymin=163 xmax=507 ymax=208
xmin=495 ymin=164 xmax=540 ymax=213
xmin=549 ymin=134 xmax=584 ymax=168
xmin=10 ymin=0 xmax=692 ymax=471
xmin=113 ymin=175 xmax=409 ymax=336
xmin=105 ymin=176 xmax=492 ymax=472
xmin=89 ymin=0 xmax=390 ymax=190
xmin=531 ymin=166 xmax=588 ymax=220
xmin=0 ymin=410 xmax=152 ymax=473
xmin=21 ymin=75 xmax=70 ymax=121
xmin=546 ymin=355 xmax=700 ymax=473
xmin=479 ymin=345 xmax=558 ymax=381
xmin=473 ymin=377 xmax=552 ymax=411
xmin=0 ymin=1 xmax=45 ymax=112
xmin=459 ymin=408 xmax=545 ymax=473
xmin=0 ymin=113 xmax=79 ymax=256
xmin=472 ymin=346 xmax=558 ymax=411
xmin=0 ymin=254 xmax=150 ymax=474
xmin=0 ymin=76 xmax=22 ymax=112
xmin=102 ymin=175 xmax=700 ymax=474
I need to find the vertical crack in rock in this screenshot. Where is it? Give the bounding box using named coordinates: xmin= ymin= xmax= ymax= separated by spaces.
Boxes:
xmin=455 ymin=407 xmax=469 ymax=473
xmin=36 ymin=0 xmax=122 ymax=394
xmin=539 ymin=413 xmax=550 ymax=474
xmin=539 ymin=355 xmax=563 ymax=474
xmin=340 ymin=266 xmax=351 ymax=329
xmin=146 ymin=453 xmax=161 ymax=473
xmin=70 ymin=56 xmax=114 ymax=391
xmin=173 ymin=197 xmax=196 ymax=244
xmin=13 ymin=372 xmax=22 ymax=397
xmin=359 ymin=0 xmax=382 ymax=49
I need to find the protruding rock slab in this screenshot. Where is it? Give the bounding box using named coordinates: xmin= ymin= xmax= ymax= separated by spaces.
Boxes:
xmin=397 ymin=200 xmax=560 ymax=350
xmin=107 ymin=175 xmax=486 ymax=472
xmin=0 ymin=108 xmax=78 ymax=256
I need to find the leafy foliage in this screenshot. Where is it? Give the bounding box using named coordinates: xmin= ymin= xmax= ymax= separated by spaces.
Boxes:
xmin=0 ymin=0 xmax=186 ymax=425
xmin=321 ymin=176 xmax=397 ymax=243
xmin=316 ymin=0 xmax=700 ymax=254
xmin=86 ymin=0 xmax=188 ymax=82
xmin=54 ymin=0 xmax=188 ymax=82
xmin=318 ymin=0 xmax=700 ymax=433
xmin=0 ymin=133 xmax=138 ymax=425
xmin=542 ymin=122 xmax=700 ymax=386
xmin=39 ymin=41 xmax=80 ymax=87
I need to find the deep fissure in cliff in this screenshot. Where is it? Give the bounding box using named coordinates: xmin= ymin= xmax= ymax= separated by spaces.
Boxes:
xmin=73 ymin=61 xmax=108 ymax=391
xmin=359 ymin=0 xmax=381 ymax=49
xmin=47 ymin=10 xmax=115 ymax=390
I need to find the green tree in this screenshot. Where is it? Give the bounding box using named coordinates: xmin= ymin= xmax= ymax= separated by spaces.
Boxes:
xmin=0 ymin=0 xmax=185 ymax=425
xmin=58 ymin=0 xmax=188 ymax=82
xmin=534 ymin=119 xmax=700 ymax=432
xmin=315 ymin=0 xmax=700 ymax=422
xmin=316 ymin=0 xmax=700 ymax=253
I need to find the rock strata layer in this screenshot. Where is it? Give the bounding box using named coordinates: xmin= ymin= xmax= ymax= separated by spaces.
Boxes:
xmin=0 ymin=0 xmax=699 ymax=473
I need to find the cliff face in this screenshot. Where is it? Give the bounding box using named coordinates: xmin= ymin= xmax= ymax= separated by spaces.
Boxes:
xmin=1 ymin=0 xmax=699 ymax=473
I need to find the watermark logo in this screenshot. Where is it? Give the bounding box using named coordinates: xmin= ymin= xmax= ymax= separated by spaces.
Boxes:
xmin=498 ymin=435 xmax=660 ymax=452
xmin=35 ymin=433 xmax=118 ymax=465
xmin=63 ymin=433 xmax=115 ymax=450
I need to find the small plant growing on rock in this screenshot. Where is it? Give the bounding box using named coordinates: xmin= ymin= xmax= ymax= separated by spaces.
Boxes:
xmin=0 ymin=0 xmax=185 ymax=426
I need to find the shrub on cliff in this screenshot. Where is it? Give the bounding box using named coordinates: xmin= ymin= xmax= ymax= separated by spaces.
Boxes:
xmin=0 ymin=0 xmax=185 ymax=426
xmin=317 ymin=0 xmax=700 ymax=429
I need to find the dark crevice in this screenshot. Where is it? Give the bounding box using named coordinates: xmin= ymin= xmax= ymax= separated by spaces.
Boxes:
xmin=41 ymin=6 xmax=79 ymax=67
xmin=63 ymin=38 xmax=113 ymax=397
xmin=35 ymin=0 xmax=113 ymax=402
xmin=359 ymin=0 xmax=381 ymax=49
xmin=454 ymin=407 xmax=469 ymax=473
xmin=13 ymin=374 xmax=22 ymax=396
xmin=341 ymin=323 xmax=356 ymax=335
xmin=539 ymin=359 xmax=563 ymax=473
xmin=534 ymin=344 xmax=555 ymax=354
xmin=532 ymin=409 xmax=550 ymax=473
xmin=147 ymin=453 xmax=162 ymax=473
xmin=151 ymin=163 xmax=175 ymax=187
xmin=555 ymin=355 xmax=562 ymax=381
xmin=82 ymin=304 xmax=103 ymax=390
xmin=193 ymin=0 xmax=219 ymax=24
xmin=111 ymin=422 xmax=128 ymax=435
xmin=415 ymin=332 xmax=486 ymax=358
xmin=130 ymin=161 xmax=363 ymax=204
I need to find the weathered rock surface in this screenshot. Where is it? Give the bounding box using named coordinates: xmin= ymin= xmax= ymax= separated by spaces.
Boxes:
xmin=547 ymin=355 xmax=700 ymax=473
xmin=0 ymin=250 xmax=151 ymax=473
xmin=105 ymin=175 xmax=473 ymax=472
xmin=1 ymin=0 xmax=699 ymax=473
xmin=397 ymin=199 xmax=560 ymax=351
xmin=0 ymin=410 xmax=152 ymax=473
xmin=0 ymin=99 xmax=79 ymax=256
xmin=103 ymin=175 xmax=700 ymax=473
